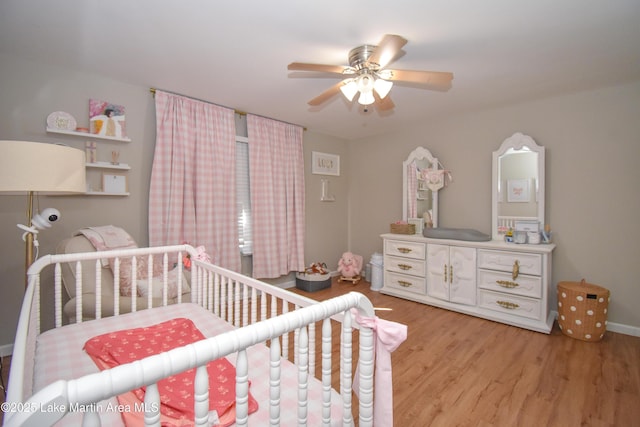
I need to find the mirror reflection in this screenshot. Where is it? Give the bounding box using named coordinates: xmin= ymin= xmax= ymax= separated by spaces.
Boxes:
xmin=492 ymin=132 xmax=545 ymax=240
xmin=403 ymin=147 xmax=446 ymax=229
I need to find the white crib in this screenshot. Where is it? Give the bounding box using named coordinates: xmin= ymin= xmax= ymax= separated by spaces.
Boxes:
xmin=3 ymin=244 xmax=388 ymax=426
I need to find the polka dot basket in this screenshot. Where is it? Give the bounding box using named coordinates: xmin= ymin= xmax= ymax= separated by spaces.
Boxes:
xmin=557 ymin=280 xmax=610 ymax=342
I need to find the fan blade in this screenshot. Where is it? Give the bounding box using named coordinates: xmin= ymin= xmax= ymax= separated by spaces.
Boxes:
xmin=368 ymin=34 xmax=408 ymax=68
xmin=288 ymin=62 xmax=347 ymax=75
xmin=376 ymin=93 xmax=395 ymax=111
xmin=308 ymin=81 xmax=344 ymax=106
xmin=387 ymin=69 xmax=454 ymax=90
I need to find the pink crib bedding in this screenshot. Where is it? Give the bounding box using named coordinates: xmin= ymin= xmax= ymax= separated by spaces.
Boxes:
xmin=34 ymin=303 xmax=344 ymax=426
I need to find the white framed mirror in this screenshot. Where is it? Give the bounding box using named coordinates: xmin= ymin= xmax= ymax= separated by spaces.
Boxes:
xmin=403 ymin=147 xmax=443 ymax=229
xmin=492 ymin=132 xmax=545 ymax=240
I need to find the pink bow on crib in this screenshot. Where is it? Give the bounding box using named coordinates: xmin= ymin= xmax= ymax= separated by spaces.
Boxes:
xmin=193 ymin=245 xmax=211 ymax=263
xmin=183 ymin=246 xmax=211 ymax=269
xmin=352 ymin=309 xmax=407 ymax=427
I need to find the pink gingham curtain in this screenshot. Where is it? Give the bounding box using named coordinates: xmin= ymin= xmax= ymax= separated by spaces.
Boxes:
xmin=149 ymin=90 xmax=240 ymax=272
xmin=247 ymin=114 xmax=305 ymax=279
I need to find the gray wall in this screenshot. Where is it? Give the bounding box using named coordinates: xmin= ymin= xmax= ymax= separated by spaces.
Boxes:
xmin=347 ymin=80 xmax=640 ymax=332
xmin=0 ymin=53 xmax=350 ymax=349
xmin=1 ymin=52 xmax=639 ymax=351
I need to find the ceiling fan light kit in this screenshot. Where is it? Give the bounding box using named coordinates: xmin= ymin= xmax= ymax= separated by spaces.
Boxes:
xmin=288 ymin=34 xmax=453 ymax=111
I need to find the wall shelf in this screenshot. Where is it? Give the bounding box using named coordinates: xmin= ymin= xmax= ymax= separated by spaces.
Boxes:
xmin=46 ymin=116 xmax=132 ymax=196
xmin=46 ymin=127 xmax=131 ymax=142
xmin=85 ymin=191 xmax=130 ymax=196
xmin=86 ymin=161 xmax=131 ymax=170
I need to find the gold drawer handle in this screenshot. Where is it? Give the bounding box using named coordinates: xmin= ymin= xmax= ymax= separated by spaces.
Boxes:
xmin=398 ymin=264 xmax=412 ymax=271
xmin=397 ymin=247 xmax=413 ymax=254
xmin=512 ymin=260 xmax=520 ymax=280
xmin=398 ymin=280 xmax=413 ymax=288
xmin=496 ymin=280 xmax=519 ymax=288
xmin=497 ymin=300 xmax=520 ymax=310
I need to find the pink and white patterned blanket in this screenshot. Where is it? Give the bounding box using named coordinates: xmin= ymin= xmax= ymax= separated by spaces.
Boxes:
xmin=34 ymin=303 xmax=345 ymax=426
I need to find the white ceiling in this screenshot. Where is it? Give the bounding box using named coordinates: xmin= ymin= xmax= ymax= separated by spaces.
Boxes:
xmin=1 ymin=0 xmax=639 ymax=140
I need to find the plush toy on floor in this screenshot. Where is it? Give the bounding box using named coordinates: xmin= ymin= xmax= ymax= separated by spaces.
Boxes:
xmin=337 ymin=251 xmax=363 ymax=285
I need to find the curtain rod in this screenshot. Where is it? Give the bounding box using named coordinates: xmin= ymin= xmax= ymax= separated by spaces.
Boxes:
xmin=149 ymin=88 xmax=306 ymax=130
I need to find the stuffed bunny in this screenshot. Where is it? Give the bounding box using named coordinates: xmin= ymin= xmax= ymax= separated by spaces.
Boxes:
xmin=337 ymin=252 xmax=363 ymax=278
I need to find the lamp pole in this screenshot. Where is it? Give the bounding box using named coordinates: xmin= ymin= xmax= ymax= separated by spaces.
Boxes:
xmin=24 ymin=191 xmax=35 ymax=288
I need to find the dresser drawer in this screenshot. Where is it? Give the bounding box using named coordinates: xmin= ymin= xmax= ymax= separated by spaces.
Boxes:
xmin=477 ymin=250 xmax=541 ymax=276
xmin=478 ymin=289 xmax=542 ymax=320
xmin=477 ymin=269 xmax=542 ymax=299
xmin=384 ymin=271 xmax=426 ymax=295
xmin=384 ymin=239 xmax=426 ymax=260
xmin=385 ymin=255 xmax=426 ymax=277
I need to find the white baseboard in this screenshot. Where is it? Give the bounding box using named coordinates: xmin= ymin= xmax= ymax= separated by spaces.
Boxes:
xmin=0 ymin=343 xmax=13 ymax=357
xmin=607 ymin=322 xmax=640 ymax=337
xmin=282 ymin=279 xmax=296 ymax=289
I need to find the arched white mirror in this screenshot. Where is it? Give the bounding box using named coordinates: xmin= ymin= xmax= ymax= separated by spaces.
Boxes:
xmin=403 ymin=147 xmax=444 ymax=229
xmin=492 ymin=132 xmax=545 ymax=240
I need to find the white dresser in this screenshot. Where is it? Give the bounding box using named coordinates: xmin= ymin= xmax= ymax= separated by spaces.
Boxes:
xmin=381 ymin=233 xmax=556 ymax=333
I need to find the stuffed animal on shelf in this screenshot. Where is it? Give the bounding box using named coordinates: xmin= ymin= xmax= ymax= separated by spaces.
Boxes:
xmin=337 ymin=252 xmax=363 ymax=284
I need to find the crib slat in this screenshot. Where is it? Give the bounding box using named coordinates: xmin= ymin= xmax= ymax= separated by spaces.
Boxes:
xmin=242 ymin=282 xmax=249 ymax=327
xmin=75 ymin=261 xmax=82 ymax=324
xmin=194 ymin=365 xmax=209 ymax=426
xmin=162 ymin=253 xmax=169 ymax=306
xmin=81 ymin=408 xmax=101 ymax=426
xmin=358 ymin=323 xmax=375 ymax=426
xmin=260 ymin=291 xmax=267 ymax=322
xmin=308 ymin=321 xmax=316 ymax=377
xmin=144 ymin=383 xmax=161 ymax=427
xmin=113 ymin=257 xmax=121 ymax=316
xmin=235 ymin=349 xmax=250 ymax=426
xmin=95 ymin=259 xmax=102 ymax=320
xmin=177 ymin=251 xmax=183 ymax=305
xmin=269 ymin=335 xmax=281 ymax=426
xmin=227 ymin=279 xmax=234 ymax=325
xmin=321 ymin=318 xmax=332 ymax=426
xmin=341 ymin=310 xmax=353 ymax=426
xmin=282 ymin=301 xmax=289 ymax=360
xmin=234 ymin=279 xmax=241 ymax=328
xmin=130 ymin=256 xmax=137 ymax=312
xmin=146 ymin=254 xmax=154 ymax=310
xmin=54 ymin=263 xmax=63 ymax=328
xmin=251 ymin=287 xmax=258 ymax=324
xmin=297 ymin=325 xmax=309 ymax=426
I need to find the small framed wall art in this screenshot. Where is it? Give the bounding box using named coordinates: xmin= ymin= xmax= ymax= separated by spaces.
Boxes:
xmin=90 ymin=99 xmax=127 ymax=139
xmin=507 ymin=179 xmax=530 ymax=203
xmin=312 ymin=151 xmax=340 ymax=176
xmin=103 ymin=173 xmax=128 ymax=194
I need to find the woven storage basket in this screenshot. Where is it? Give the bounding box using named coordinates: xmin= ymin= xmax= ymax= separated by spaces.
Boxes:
xmin=390 ymin=223 xmax=415 ymax=234
xmin=557 ymin=280 xmax=610 ymax=342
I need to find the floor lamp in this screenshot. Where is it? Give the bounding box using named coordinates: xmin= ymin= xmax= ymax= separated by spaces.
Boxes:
xmin=0 ymin=140 xmax=86 ymax=287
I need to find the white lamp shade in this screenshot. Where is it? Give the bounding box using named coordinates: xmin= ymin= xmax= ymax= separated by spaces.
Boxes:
xmin=339 ymin=79 xmax=359 ymax=101
xmin=0 ymin=140 xmax=86 ymax=194
xmin=373 ymin=78 xmax=393 ymax=99
xmin=358 ymin=90 xmax=375 ymax=105
xmin=357 ymin=74 xmax=375 ymax=94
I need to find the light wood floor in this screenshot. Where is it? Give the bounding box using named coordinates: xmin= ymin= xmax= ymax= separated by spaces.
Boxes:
xmin=2 ymin=278 xmax=638 ymax=427
xmin=292 ymin=277 xmax=640 ymax=427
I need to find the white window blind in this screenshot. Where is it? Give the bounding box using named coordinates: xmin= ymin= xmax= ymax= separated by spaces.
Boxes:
xmin=236 ymin=137 xmax=252 ymax=255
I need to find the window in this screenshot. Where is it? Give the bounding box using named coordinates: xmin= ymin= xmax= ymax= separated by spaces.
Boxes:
xmin=236 ymin=136 xmax=252 ymax=255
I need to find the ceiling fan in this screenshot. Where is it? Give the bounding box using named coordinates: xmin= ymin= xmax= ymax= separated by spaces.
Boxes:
xmin=288 ymin=34 xmax=454 ymax=111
